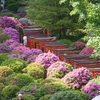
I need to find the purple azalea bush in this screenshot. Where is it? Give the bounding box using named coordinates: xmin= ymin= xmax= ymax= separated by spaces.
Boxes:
xmin=0 ymin=39 xmax=22 ymax=53
xmin=1 ymin=27 xmax=19 ymax=42
xmin=35 ymin=52 xmax=60 ymax=69
xmin=0 ymin=16 xmax=18 ymax=29
xmin=62 ymin=67 xmax=92 ymax=89
xmin=47 ymin=61 xmax=73 ymax=78
xmin=82 ymin=77 xmax=100 ymax=98
xmin=74 ymin=41 xmax=85 ymax=49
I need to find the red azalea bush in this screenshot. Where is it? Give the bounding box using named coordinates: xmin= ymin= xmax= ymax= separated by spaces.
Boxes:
xmin=80 ymin=47 xmax=95 ymax=56
xmin=62 ymin=67 xmax=92 ymax=89
xmin=47 ymin=61 xmax=73 ymax=78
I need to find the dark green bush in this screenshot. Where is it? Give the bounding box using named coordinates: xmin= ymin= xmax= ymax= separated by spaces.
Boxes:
xmin=34 ymin=80 xmax=68 ymax=100
xmin=2 ymin=85 xmax=20 ymax=99
xmin=1 ymin=58 xmax=26 ymax=72
xmin=0 ymin=12 xmax=14 ymax=17
xmin=27 ymin=67 xmax=44 ymax=79
xmin=0 ymin=66 xmax=14 ymax=77
xmin=5 ymin=73 xmax=34 ymax=88
xmin=49 ymin=90 xmax=90 ymax=100
xmin=0 ymin=53 xmax=10 ymax=65
xmin=39 ymin=94 xmax=52 ymax=100
xmin=0 ymin=33 xmax=10 ymax=43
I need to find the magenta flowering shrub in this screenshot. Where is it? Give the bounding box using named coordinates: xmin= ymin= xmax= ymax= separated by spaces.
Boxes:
xmin=0 ymin=39 xmax=22 ymax=53
xmin=62 ymin=67 xmax=92 ymax=89
xmin=10 ymin=48 xmax=42 ymax=63
xmin=47 ymin=61 xmax=73 ymax=78
xmin=35 ymin=52 xmax=60 ymax=68
xmin=80 ymin=47 xmax=95 ymax=56
xmin=0 ymin=9 xmax=10 ymax=13
xmin=12 ymin=46 xmax=30 ymax=54
xmin=74 ymin=41 xmax=85 ymax=49
xmin=0 ymin=16 xmax=18 ymax=29
xmin=82 ymin=81 xmax=100 ymax=98
xmin=2 ymin=27 xmax=19 ymax=42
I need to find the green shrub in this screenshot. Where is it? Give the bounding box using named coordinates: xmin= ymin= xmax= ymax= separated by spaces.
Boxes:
xmin=0 ymin=33 xmax=10 ymax=43
xmin=23 ymin=62 xmax=44 ymax=73
xmin=1 ymin=58 xmax=26 ymax=72
xmin=0 ymin=66 xmax=14 ymax=77
xmin=0 ymin=53 xmax=10 ymax=65
xmin=2 ymin=85 xmax=20 ymax=99
xmin=12 ymin=94 xmax=35 ymax=100
xmin=0 ymin=12 xmax=14 ymax=17
xmin=27 ymin=67 xmax=44 ymax=79
xmin=39 ymin=94 xmax=52 ymax=100
xmin=34 ymin=80 xmax=68 ymax=100
xmin=49 ymin=90 xmax=90 ymax=100
xmin=5 ymin=73 xmax=34 ymax=88
xmin=0 ymin=83 xmax=5 ymax=91
xmin=0 ymin=76 xmax=5 ymax=83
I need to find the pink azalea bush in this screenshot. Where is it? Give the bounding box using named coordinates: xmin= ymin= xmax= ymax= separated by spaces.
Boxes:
xmin=80 ymin=47 xmax=95 ymax=56
xmin=35 ymin=52 xmax=60 ymax=69
xmin=75 ymin=41 xmax=85 ymax=49
xmin=1 ymin=27 xmax=19 ymax=42
xmin=82 ymin=77 xmax=100 ymax=98
xmin=62 ymin=67 xmax=92 ymax=89
xmin=47 ymin=61 xmax=73 ymax=78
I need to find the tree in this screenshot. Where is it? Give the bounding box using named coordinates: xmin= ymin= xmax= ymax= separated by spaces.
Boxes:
xmin=26 ymin=0 xmax=85 ymax=39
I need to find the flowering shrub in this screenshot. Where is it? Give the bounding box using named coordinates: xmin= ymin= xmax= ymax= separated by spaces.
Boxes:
xmin=1 ymin=58 xmax=26 ymax=72
xmin=0 ymin=9 xmax=10 ymax=13
xmin=14 ymin=13 xmax=26 ymax=17
xmin=2 ymin=27 xmax=20 ymax=42
xmin=0 ymin=40 xmax=22 ymax=53
xmin=62 ymin=67 xmax=92 ymax=89
xmin=0 ymin=66 xmax=14 ymax=77
xmin=80 ymin=47 xmax=95 ymax=56
xmin=0 ymin=16 xmax=18 ymax=29
xmin=74 ymin=41 xmax=85 ymax=49
xmin=35 ymin=52 xmax=60 ymax=69
xmin=82 ymin=77 xmax=100 ymax=97
xmin=47 ymin=61 xmax=73 ymax=78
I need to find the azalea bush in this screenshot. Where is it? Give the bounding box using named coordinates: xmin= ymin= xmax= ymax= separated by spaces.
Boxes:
xmin=1 ymin=27 xmax=20 ymax=42
xmin=5 ymin=73 xmax=34 ymax=88
xmin=74 ymin=41 xmax=85 ymax=50
xmin=47 ymin=61 xmax=73 ymax=78
xmin=0 ymin=66 xmax=14 ymax=77
xmin=82 ymin=76 xmax=100 ymax=98
xmin=62 ymin=67 xmax=92 ymax=89
xmin=1 ymin=58 xmax=26 ymax=72
xmin=79 ymin=47 xmax=95 ymax=56
xmin=49 ymin=90 xmax=90 ymax=100
xmin=35 ymin=52 xmax=60 ymax=69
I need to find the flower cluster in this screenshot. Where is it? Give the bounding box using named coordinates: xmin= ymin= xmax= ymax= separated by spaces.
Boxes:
xmin=1 ymin=27 xmax=19 ymax=42
xmin=0 ymin=39 xmax=22 ymax=53
xmin=62 ymin=67 xmax=92 ymax=89
xmin=14 ymin=13 xmax=26 ymax=17
xmin=82 ymin=81 xmax=100 ymax=97
xmin=35 ymin=52 xmax=60 ymax=68
xmin=0 ymin=16 xmax=18 ymax=29
xmin=75 ymin=41 xmax=85 ymax=49
xmin=47 ymin=61 xmax=73 ymax=78
xmin=80 ymin=47 xmax=95 ymax=56
xmin=0 ymin=9 xmax=10 ymax=13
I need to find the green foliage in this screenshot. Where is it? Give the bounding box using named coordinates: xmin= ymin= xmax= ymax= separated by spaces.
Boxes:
xmin=34 ymin=79 xmax=68 ymax=100
xmin=27 ymin=67 xmax=45 ymax=79
xmin=0 ymin=33 xmax=10 ymax=43
xmin=90 ymin=76 xmax=100 ymax=85
xmin=27 ymin=0 xmax=85 ymax=39
xmin=5 ymin=73 xmax=34 ymax=88
xmin=39 ymin=94 xmax=52 ymax=100
xmin=23 ymin=62 xmax=44 ymax=73
xmin=2 ymin=85 xmax=20 ymax=99
xmin=49 ymin=90 xmax=90 ymax=100
xmin=0 ymin=53 xmax=10 ymax=65
xmin=0 ymin=66 xmax=14 ymax=77
xmin=1 ymin=58 xmax=26 ymax=72
xmin=0 ymin=12 xmax=14 ymax=17
xmin=0 ymin=83 xmax=5 ymax=91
